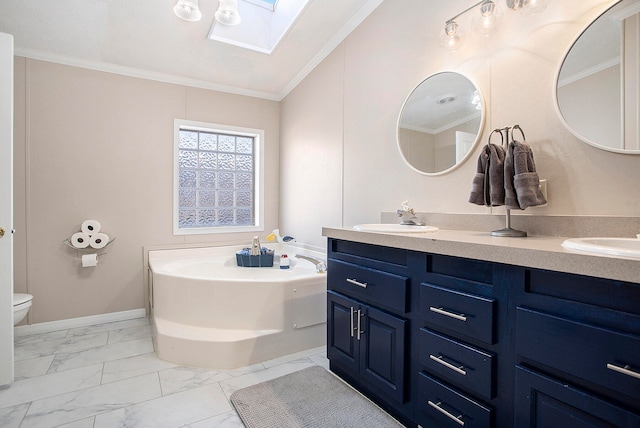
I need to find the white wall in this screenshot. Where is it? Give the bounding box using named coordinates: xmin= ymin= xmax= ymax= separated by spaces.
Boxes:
xmin=281 ymin=0 xmax=640 ymax=249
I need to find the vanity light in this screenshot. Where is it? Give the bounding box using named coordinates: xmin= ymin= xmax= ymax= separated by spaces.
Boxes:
xmin=174 ymin=0 xmax=202 ymax=21
xmin=507 ymin=0 xmax=548 ymax=15
xmin=215 ymin=0 xmax=242 ymax=25
xmin=441 ymin=0 xmax=547 ymax=51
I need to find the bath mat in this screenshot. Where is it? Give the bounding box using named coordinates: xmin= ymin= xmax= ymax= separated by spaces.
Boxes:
xmin=230 ymin=366 xmax=404 ymax=428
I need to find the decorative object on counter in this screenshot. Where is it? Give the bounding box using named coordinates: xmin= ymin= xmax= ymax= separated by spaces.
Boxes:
xmin=64 ymin=219 xmax=114 ymax=267
xmin=469 ymin=125 xmax=546 ymax=237
xmin=236 ymin=237 xmax=275 ymax=267
xmin=397 ymin=201 xmax=426 ymax=226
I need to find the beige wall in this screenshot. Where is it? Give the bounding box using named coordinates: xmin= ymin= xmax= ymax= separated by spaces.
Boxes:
xmin=281 ymin=0 xmax=640 ymax=249
xmin=13 ymin=60 xmax=280 ymax=323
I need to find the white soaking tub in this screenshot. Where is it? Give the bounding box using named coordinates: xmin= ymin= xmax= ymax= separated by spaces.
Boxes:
xmin=148 ymin=244 xmax=327 ymax=369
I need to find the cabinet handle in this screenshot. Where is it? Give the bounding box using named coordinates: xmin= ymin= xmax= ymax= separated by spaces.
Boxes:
xmin=346 ymin=278 xmax=368 ymax=288
xmin=430 ymin=306 xmax=467 ymax=322
xmin=429 ymin=354 xmax=467 ymax=376
xmin=607 ymin=363 xmax=640 ymax=380
xmin=350 ymin=307 xmax=355 ymax=338
xmin=356 ymin=309 xmax=363 ymax=341
xmin=428 ymin=401 xmax=465 ymax=426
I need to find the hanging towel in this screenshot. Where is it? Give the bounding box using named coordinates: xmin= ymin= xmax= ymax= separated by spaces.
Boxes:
xmin=469 ymin=144 xmax=506 ymax=207
xmin=488 ymin=143 xmax=506 ymax=206
xmin=469 ymin=145 xmax=490 ymax=206
xmin=511 ymin=140 xmax=547 ymax=209
xmin=504 ymin=141 xmax=520 ymax=209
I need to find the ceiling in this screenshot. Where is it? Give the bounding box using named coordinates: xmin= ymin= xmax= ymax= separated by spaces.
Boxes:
xmin=0 ymin=0 xmax=383 ymax=100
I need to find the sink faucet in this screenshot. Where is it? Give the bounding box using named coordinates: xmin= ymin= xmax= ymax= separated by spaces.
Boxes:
xmin=295 ymin=254 xmax=327 ymax=273
xmin=397 ymin=200 xmax=425 ymax=226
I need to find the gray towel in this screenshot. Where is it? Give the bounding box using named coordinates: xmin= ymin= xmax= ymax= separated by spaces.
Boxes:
xmin=504 ymin=142 xmax=519 ymax=209
xmin=488 ymin=143 xmax=505 ymax=206
xmin=469 ymin=145 xmax=490 ymax=206
xmin=510 ymin=140 xmax=547 ymax=209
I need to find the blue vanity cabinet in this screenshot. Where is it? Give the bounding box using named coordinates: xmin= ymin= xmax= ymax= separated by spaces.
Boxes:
xmin=326 ymin=239 xmax=418 ymax=426
xmin=514 ymin=269 xmax=640 ymax=427
xmin=326 ymin=236 xmax=640 ymax=427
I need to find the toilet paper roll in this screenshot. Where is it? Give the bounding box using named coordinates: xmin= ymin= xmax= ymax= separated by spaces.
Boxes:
xmin=71 ymin=232 xmax=90 ymax=249
xmin=82 ymin=253 xmax=98 ymax=267
xmin=81 ymin=220 xmax=101 ymax=235
xmin=89 ymin=233 xmax=109 ymax=249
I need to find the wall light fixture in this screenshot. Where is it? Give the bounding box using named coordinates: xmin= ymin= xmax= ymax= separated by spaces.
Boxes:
xmin=440 ymin=0 xmax=548 ymax=51
xmin=215 ymin=0 xmax=242 ymax=25
xmin=174 ymin=0 xmax=202 ymax=22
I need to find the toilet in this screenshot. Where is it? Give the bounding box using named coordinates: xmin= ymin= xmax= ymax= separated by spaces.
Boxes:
xmin=13 ymin=293 xmax=33 ymax=326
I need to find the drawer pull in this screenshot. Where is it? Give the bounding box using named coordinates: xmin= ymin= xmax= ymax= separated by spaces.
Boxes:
xmin=428 ymin=400 xmax=465 ymax=426
xmin=429 ymin=354 xmax=467 ymax=376
xmin=607 ymin=363 xmax=640 ymax=380
xmin=346 ymin=278 xmax=368 ymax=288
xmin=430 ymin=306 xmax=467 ymax=322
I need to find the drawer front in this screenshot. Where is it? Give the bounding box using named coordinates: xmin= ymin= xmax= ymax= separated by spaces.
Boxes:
xmin=420 ymin=328 xmax=495 ymax=399
xmin=328 ymin=259 xmax=408 ymax=313
xmin=421 ymin=284 xmax=495 ymax=344
xmin=418 ymin=372 xmax=492 ymax=428
xmin=517 ymin=307 xmax=640 ymax=402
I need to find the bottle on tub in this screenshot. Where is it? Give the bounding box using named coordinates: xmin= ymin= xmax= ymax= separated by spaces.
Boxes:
xmin=280 ymin=253 xmax=290 ymax=269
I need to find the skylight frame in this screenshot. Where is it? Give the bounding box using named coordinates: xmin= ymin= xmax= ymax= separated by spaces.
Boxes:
xmin=244 ymin=0 xmax=279 ymax=12
xmin=207 ymin=0 xmax=310 ymax=55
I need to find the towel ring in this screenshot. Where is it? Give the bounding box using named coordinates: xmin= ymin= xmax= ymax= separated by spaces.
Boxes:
xmin=512 ymin=124 xmax=526 ymax=141
xmin=488 ymin=128 xmax=505 ymax=147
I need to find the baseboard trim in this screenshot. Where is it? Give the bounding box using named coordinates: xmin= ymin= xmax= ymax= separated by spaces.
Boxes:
xmin=13 ymin=308 xmax=147 ymax=337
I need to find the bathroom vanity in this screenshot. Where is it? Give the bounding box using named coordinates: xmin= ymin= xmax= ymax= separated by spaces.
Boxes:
xmin=323 ymin=227 xmax=640 ymax=428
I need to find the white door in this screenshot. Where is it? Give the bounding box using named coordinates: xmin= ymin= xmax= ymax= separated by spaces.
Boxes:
xmin=0 ymin=32 xmax=15 ymax=386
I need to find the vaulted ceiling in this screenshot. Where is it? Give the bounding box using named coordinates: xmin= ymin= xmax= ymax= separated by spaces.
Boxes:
xmin=0 ymin=0 xmax=383 ymax=100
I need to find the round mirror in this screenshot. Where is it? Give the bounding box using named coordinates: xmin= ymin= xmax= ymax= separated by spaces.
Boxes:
xmin=397 ymin=71 xmax=485 ymax=175
xmin=555 ymin=0 xmax=640 ymax=154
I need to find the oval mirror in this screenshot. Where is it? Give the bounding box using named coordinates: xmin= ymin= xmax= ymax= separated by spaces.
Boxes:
xmin=555 ymin=0 xmax=640 ymax=154
xmin=397 ymin=71 xmax=485 ymax=175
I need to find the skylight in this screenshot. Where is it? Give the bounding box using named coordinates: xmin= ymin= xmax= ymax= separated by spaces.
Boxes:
xmin=244 ymin=0 xmax=279 ymax=11
xmin=208 ymin=0 xmax=310 ymax=54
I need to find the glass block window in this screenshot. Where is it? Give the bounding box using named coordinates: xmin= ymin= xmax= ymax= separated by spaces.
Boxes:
xmin=174 ymin=120 xmax=264 ymax=235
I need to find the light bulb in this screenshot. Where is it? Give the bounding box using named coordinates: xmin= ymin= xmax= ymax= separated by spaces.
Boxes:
xmin=215 ymin=0 xmax=242 ymax=26
xmin=472 ymin=1 xmax=503 ymax=37
xmin=174 ymin=0 xmax=202 ymax=22
xmin=439 ymin=21 xmax=462 ymax=52
xmin=521 ymin=0 xmax=547 ymax=16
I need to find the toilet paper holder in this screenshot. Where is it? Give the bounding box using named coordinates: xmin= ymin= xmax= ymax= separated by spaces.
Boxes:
xmin=63 ymin=237 xmax=116 ymax=259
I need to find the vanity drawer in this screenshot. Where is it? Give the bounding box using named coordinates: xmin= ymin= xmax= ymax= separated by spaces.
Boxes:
xmin=418 ymin=372 xmax=492 ymax=428
xmin=420 ymin=284 xmax=495 ymax=344
xmin=419 ymin=328 xmax=495 ymax=399
xmin=328 ymin=259 xmax=409 ymax=313
xmin=516 ymin=307 xmax=640 ymax=402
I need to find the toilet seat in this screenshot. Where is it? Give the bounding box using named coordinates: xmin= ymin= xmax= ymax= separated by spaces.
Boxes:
xmin=13 ymin=293 xmax=33 ymax=307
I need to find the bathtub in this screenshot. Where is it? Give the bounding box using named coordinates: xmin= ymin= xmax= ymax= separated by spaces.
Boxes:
xmin=148 ymin=244 xmax=327 ymax=369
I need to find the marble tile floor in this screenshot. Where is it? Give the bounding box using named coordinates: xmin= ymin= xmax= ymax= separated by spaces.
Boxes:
xmin=1 ymin=317 xmax=330 ymax=428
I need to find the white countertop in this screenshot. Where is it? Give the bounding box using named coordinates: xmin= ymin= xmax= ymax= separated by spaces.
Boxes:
xmin=322 ymin=227 xmax=640 ymax=284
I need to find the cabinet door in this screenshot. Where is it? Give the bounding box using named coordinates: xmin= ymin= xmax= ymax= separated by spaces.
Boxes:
xmin=360 ymin=305 xmax=407 ymax=403
xmin=515 ymin=366 xmax=640 ymax=427
xmin=327 ymin=291 xmax=359 ymax=373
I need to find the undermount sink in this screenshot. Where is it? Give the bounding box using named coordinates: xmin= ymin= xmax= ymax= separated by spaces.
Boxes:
xmin=353 ymin=224 xmax=439 ymax=233
xmin=562 ymin=237 xmax=640 ymax=259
